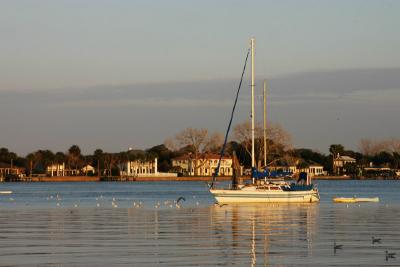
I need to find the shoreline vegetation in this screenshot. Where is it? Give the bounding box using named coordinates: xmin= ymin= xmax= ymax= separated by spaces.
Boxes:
xmin=1 ymin=128 xmax=400 ymax=182
xmin=3 ymin=175 xmax=398 ymax=183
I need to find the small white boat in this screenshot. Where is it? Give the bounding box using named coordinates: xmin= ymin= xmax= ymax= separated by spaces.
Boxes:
xmin=211 ymin=183 xmax=320 ymax=203
xmin=332 ymin=197 xmax=379 ymax=203
xmin=0 ymin=191 xmax=13 ymax=194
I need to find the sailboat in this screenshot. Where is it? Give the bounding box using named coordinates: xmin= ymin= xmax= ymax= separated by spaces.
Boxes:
xmin=209 ymin=38 xmax=320 ymax=203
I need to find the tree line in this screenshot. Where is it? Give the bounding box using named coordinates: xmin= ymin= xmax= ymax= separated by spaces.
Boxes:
xmin=0 ymin=145 xmax=176 ymax=177
xmin=1 ymin=125 xmax=400 ymax=177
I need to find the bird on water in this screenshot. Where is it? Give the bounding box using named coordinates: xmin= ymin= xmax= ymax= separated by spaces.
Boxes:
xmin=334 ymin=241 xmax=343 ymax=254
xmin=386 ymin=251 xmax=396 ymax=261
xmin=372 ymin=236 xmax=381 ymax=244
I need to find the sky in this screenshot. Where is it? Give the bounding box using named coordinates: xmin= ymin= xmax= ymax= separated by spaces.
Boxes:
xmin=0 ymin=0 xmax=399 ymax=155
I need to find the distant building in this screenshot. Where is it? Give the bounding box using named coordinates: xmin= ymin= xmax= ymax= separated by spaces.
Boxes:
xmin=46 ymin=163 xmax=78 ymax=176
xmin=268 ymin=165 xmax=297 ymax=174
xmin=333 ymin=154 xmax=356 ymax=175
xmin=119 ymin=158 xmax=158 ymax=177
xmin=82 ymin=165 xmax=95 ymax=175
xmin=269 ymin=164 xmax=325 ymax=178
xmin=172 ymin=154 xmax=241 ymax=176
xmin=308 ymin=165 xmax=325 ymax=176
xmin=117 ymin=157 xmax=177 ymax=178
xmin=0 ymin=162 xmax=24 ymax=178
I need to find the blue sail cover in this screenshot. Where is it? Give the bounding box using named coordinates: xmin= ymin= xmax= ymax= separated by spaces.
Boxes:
xmin=252 ymin=168 xmax=268 ymax=179
xmin=252 ymin=167 xmax=293 ymax=179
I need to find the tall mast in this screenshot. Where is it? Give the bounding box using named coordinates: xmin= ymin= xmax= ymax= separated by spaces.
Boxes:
xmin=250 ymin=38 xmax=255 ymax=183
xmin=263 ymin=79 xmax=267 ymax=168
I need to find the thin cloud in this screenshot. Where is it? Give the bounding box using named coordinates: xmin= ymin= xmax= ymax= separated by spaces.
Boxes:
xmin=51 ymin=97 xmax=236 ymax=109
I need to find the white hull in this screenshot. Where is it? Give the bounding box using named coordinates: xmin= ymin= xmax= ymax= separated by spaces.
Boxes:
xmin=210 ymin=187 xmax=320 ymax=203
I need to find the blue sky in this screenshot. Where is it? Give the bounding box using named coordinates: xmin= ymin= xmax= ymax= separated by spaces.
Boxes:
xmin=1 ymin=1 xmax=399 ymax=155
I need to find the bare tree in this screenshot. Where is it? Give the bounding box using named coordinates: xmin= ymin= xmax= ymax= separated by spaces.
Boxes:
xmin=233 ymin=121 xmax=292 ymax=168
xmin=164 ymin=137 xmax=178 ymax=151
xmin=103 ymin=153 xmax=116 ymax=177
xmin=359 ymin=138 xmax=400 ymax=155
xmin=389 ymin=138 xmax=400 ymax=153
xmin=165 ymin=128 xmax=222 ymax=176
xmin=358 ymin=138 xmax=373 ymax=156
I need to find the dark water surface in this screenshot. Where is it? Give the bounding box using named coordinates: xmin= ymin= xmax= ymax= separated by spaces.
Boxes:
xmin=0 ymin=180 xmax=399 ymax=266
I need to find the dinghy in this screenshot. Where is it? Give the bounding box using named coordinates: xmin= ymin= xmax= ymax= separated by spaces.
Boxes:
xmin=332 ymin=197 xmax=379 ymax=203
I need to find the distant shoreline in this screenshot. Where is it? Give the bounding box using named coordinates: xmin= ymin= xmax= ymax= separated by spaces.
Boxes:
xmin=5 ymin=176 xmax=235 ymax=182
xmin=1 ymin=175 xmax=398 ymax=182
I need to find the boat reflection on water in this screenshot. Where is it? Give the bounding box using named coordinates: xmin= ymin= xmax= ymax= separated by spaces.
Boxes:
xmin=210 ymin=203 xmax=319 ymax=266
xmin=2 ymin=201 xmax=400 ymax=266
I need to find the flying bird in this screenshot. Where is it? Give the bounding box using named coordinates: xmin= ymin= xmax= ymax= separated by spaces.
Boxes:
xmin=176 ymin=196 xmax=186 ymax=203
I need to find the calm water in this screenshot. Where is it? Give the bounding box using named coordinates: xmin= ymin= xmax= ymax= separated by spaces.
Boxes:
xmin=0 ymin=180 xmax=399 ymax=266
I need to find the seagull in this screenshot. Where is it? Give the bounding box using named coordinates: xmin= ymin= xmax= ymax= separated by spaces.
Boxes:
xmin=372 ymin=236 xmax=381 ymax=244
xmin=386 ymin=251 xmax=396 ymax=261
xmin=176 ymin=196 xmax=186 ymax=204
xmin=334 ymin=241 xmax=343 ymax=254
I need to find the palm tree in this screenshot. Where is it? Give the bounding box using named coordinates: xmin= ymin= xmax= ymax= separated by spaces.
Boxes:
xmin=41 ymin=150 xmax=55 ymax=176
xmin=26 ymin=153 xmax=35 ymax=176
xmin=93 ymin=149 xmax=103 ymax=176
xmin=54 ymin=152 xmax=66 ymax=176
xmin=68 ymin=145 xmax=81 ymax=175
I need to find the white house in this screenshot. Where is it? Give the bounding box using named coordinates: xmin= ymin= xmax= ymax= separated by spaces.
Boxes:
xmin=172 ymin=154 xmax=241 ymax=176
xmin=46 ymin=163 xmax=78 ymax=176
xmin=119 ymin=158 xmax=158 ymax=177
